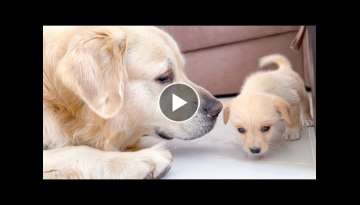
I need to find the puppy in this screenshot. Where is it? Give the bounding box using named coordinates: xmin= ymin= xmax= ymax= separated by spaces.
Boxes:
xmin=223 ymin=54 xmax=312 ymax=156
xmin=43 ymin=26 xmax=222 ymax=179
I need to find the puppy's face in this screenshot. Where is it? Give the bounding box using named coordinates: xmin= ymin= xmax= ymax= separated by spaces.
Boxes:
xmin=58 ymin=26 xmax=222 ymax=142
xmin=223 ymin=94 xmax=290 ymax=156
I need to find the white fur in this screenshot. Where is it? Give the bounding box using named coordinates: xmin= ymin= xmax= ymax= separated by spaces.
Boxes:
xmin=224 ymin=54 xmax=313 ymax=156
xmin=43 ymin=26 xmax=220 ymax=179
xmin=43 ymin=106 xmax=69 ymax=149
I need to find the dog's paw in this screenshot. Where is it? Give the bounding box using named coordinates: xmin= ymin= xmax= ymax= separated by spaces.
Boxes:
xmin=105 ymin=144 xmax=172 ymax=179
xmin=138 ymin=142 xmax=173 ymax=179
xmin=285 ymin=128 xmax=301 ymax=141
xmin=43 ymin=169 xmax=82 ymax=179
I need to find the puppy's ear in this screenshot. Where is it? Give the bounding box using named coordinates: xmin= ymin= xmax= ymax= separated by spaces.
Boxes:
xmin=273 ymin=97 xmax=292 ymax=126
xmin=58 ymin=28 xmax=128 ymax=119
xmin=223 ymin=106 xmax=230 ymax=124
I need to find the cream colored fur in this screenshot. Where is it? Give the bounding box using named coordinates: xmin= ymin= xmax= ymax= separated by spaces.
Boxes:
xmin=223 ymin=54 xmax=313 ymax=156
xmin=43 ymin=26 xmax=220 ymax=179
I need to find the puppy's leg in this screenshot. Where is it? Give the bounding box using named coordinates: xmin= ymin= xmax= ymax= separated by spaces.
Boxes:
xmin=285 ymin=105 xmax=301 ymax=141
xmin=299 ymin=89 xmax=314 ymax=127
xmin=44 ymin=143 xmax=172 ymax=179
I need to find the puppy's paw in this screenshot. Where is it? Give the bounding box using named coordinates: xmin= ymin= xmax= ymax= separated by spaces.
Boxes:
xmin=303 ymin=119 xmax=314 ymax=127
xmin=302 ymin=113 xmax=314 ymax=127
xmin=285 ymin=128 xmax=301 ymax=141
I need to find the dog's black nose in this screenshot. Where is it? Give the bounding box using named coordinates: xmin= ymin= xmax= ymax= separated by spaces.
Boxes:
xmin=203 ymin=98 xmax=223 ymax=118
xmin=249 ymin=147 xmax=261 ymax=154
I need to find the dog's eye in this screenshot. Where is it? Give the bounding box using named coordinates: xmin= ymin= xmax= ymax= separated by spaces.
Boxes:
xmin=155 ymin=70 xmax=174 ymax=84
xmin=238 ymin=127 xmax=246 ymax=133
xmin=260 ymin=126 xmax=271 ymax=132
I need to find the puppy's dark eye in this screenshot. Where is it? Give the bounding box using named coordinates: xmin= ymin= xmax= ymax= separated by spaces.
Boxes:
xmin=238 ymin=128 xmax=246 ymax=133
xmin=260 ymin=126 xmax=271 ymax=132
xmin=155 ymin=70 xmax=174 ymax=84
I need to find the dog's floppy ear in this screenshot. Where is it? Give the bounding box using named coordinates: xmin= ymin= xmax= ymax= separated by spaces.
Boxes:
xmin=58 ymin=28 xmax=128 ymax=119
xmin=273 ymin=96 xmax=292 ymax=126
xmin=223 ymin=106 xmax=230 ymax=124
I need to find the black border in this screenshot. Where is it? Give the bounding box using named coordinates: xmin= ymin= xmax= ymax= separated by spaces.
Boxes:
xmin=15 ymin=11 xmax=326 ymax=194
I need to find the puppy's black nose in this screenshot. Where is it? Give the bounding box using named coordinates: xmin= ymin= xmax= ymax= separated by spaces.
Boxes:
xmin=249 ymin=147 xmax=261 ymax=154
xmin=203 ymin=98 xmax=223 ymax=118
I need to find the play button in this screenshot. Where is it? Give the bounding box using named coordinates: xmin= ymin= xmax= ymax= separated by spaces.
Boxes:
xmin=172 ymin=94 xmax=187 ymax=112
xmin=159 ymin=83 xmax=200 ymax=122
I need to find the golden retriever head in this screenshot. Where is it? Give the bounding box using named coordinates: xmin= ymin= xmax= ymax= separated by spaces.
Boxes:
xmin=223 ymin=93 xmax=291 ymax=156
xmin=50 ymin=26 xmax=222 ymax=149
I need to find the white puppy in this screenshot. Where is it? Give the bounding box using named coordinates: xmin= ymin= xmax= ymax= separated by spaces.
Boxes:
xmin=223 ymin=54 xmax=312 ymax=156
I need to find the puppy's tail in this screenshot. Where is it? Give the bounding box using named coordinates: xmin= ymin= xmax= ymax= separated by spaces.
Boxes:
xmin=259 ymin=54 xmax=292 ymax=71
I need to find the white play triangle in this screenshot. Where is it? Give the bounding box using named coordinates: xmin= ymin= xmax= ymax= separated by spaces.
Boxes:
xmin=172 ymin=94 xmax=187 ymax=112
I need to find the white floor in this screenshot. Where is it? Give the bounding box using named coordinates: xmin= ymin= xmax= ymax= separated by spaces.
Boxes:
xmin=156 ymin=96 xmax=316 ymax=179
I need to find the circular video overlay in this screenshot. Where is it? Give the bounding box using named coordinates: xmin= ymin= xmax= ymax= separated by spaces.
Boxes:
xmin=159 ymin=83 xmax=199 ymax=122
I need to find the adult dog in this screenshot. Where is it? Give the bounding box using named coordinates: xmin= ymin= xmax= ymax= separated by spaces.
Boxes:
xmin=43 ymin=26 xmax=222 ymax=179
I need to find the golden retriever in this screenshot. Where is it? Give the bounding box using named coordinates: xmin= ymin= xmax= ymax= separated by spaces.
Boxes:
xmin=223 ymin=54 xmax=312 ymax=157
xmin=43 ymin=26 xmax=222 ymax=179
